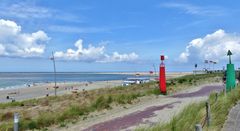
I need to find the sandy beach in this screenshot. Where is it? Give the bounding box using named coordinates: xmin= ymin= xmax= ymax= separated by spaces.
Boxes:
xmin=0 ymin=80 xmax=123 ymax=103
xmin=0 ymin=72 xmax=190 ymax=103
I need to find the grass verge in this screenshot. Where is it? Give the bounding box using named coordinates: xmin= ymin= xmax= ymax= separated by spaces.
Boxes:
xmin=137 ymin=85 xmax=240 ymax=131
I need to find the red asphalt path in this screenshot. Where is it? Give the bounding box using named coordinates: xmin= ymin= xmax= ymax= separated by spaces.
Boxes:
xmin=83 ymin=85 xmax=224 ymax=131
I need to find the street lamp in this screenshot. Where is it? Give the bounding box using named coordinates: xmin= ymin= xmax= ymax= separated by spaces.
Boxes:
xmin=153 ymin=64 xmax=157 ymax=77
xmin=50 ymin=51 xmax=58 ymax=96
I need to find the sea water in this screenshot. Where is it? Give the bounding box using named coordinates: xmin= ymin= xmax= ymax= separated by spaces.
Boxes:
xmin=0 ymin=72 xmax=134 ymax=90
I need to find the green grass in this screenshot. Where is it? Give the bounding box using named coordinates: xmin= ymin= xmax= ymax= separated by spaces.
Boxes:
xmin=137 ymin=85 xmax=240 ymax=131
xmin=0 ymin=73 xmax=223 ymax=130
xmin=208 ymin=87 xmax=240 ymax=130
xmin=18 ymin=92 xmax=147 ymax=130
xmin=0 ymin=123 xmax=13 ymax=131
xmin=165 ymin=73 xmax=223 ymax=94
xmin=137 ymin=102 xmax=205 ymax=131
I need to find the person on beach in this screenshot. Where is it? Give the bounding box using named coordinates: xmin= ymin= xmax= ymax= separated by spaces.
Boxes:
xmin=46 ymin=88 xmax=49 ymax=97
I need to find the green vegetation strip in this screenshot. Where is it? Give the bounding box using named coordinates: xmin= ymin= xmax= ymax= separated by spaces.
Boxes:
xmin=0 ymin=73 xmax=222 ymax=131
xmin=138 ymin=85 xmax=240 ymax=131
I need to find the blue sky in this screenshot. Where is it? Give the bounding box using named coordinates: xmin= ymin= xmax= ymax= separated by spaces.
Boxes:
xmin=0 ymin=0 xmax=240 ymax=72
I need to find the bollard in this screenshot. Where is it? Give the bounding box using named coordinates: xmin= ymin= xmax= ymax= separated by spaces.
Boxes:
xmin=14 ymin=113 xmax=19 ymax=131
xmin=195 ymin=124 xmax=202 ymax=131
xmin=206 ymin=101 xmax=211 ymax=127
xmin=215 ymin=93 xmax=218 ymax=102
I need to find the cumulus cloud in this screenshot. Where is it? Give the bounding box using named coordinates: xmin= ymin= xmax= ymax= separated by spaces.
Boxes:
xmin=0 ymin=19 xmax=50 ymax=57
xmin=178 ymin=29 xmax=240 ymax=63
xmin=54 ymin=39 xmax=139 ymax=63
xmin=101 ymin=52 xmax=139 ymax=63
xmin=54 ymin=39 xmax=105 ymax=62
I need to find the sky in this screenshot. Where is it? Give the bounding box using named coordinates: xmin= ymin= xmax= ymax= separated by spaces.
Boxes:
xmin=0 ymin=0 xmax=240 ymax=72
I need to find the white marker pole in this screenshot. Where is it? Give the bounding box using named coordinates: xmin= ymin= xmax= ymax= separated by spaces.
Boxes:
xmin=14 ymin=113 xmax=19 ymax=131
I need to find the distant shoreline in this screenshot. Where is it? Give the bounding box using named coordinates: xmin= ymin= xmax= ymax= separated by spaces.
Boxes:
xmin=96 ymin=72 xmax=192 ymax=75
xmin=0 ymin=72 xmax=192 ymax=91
xmin=0 ymin=72 xmax=191 ymax=103
xmin=0 ymin=73 xmax=136 ymax=90
xmin=0 ymin=71 xmax=192 ymax=74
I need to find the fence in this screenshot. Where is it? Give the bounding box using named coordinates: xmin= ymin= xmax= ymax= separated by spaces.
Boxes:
xmin=195 ymin=92 xmax=220 ymax=131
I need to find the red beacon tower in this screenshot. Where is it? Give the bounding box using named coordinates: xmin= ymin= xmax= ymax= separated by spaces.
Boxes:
xmin=159 ymin=55 xmax=166 ymax=94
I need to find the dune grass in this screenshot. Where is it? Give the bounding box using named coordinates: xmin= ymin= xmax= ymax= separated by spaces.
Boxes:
xmin=0 ymin=73 xmax=223 ymax=130
xmin=137 ymin=85 xmax=240 ymax=131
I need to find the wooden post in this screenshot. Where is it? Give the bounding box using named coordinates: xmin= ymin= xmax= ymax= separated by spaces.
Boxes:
xmin=206 ymin=101 xmax=211 ymax=127
xmin=195 ymin=124 xmax=202 ymax=131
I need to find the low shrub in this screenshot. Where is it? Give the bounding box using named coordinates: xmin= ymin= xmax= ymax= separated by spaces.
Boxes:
xmin=92 ymin=96 xmax=111 ymax=110
xmin=0 ymin=112 xmax=13 ymax=121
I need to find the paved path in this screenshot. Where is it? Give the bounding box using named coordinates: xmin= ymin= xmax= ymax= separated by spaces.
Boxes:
xmin=62 ymin=84 xmax=224 ymax=131
xmin=222 ymin=102 xmax=240 ymax=131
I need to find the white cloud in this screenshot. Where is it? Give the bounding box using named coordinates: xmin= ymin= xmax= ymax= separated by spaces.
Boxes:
xmin=0 ymin=2 xmax=51 ymax=19
xmin=161 ymin=2 xmax=225 ymax=16
xmin=54 ymin=39 xmax=139 ymax=63
xmin=101 ymin=52 xmax=139 ymax=63
xmin=0 ymin=1 xmax=83 ymax=22
xmin=178 ymin=29 xmax=240 ymax=63
xmin=48 ymin=25 xmax=109 ymax=34
xmin=54 ymin=39 xmax=105 ymax=62
xmin=0 ymin=19 xmax=50 ymax=57
xmin=48 ymin=25 xmax=139 ymax=34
